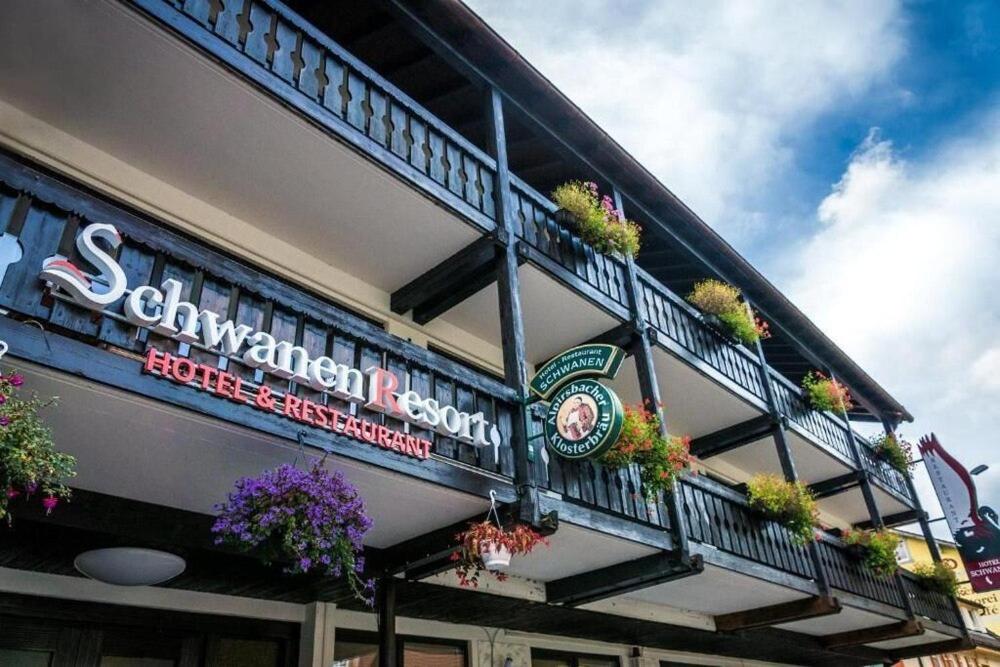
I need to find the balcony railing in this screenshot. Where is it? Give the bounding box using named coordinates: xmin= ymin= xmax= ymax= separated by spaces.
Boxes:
xmin=901 ymin=571 xmax=964 ymax=628
xmin=136 ymin=0 xmax=499 ymax=228
xmin=529 ymin=408 xmax=671 ymax=529
xmin=682 ymin=477 xmax=960 ymax=628
xmin=679 ymin=475 xmax=816 ymax=579
xmin=638 ymin=270 xmax=770 ymax=406
xmin=509 ymin=176 xmax=631 ymax=315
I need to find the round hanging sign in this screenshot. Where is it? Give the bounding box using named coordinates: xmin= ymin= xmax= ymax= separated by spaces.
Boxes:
xmin=543 ymin=378 xmax=624 ymax=460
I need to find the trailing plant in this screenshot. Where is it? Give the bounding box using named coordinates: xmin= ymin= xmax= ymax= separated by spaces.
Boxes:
xmin=746 ymin=474 xmax=818 ymax=545
xmin=801 ymin=371 xmax=853 ymax=413
xmin=686 ymin=279 xmax=770 ymax=346
xmin=452 ymin=520 xmax=548 ymax=588
xmin=551 ymin=180 xmax=641 ymax=257
xmin=842 ymin=529 xmax=901 ymax=578
xmin=212 ymin=461 xmax=375 ymax=605
xmin=0 ymin=369 xmax=75 ymax=522
xmin=870 ymin=432 xmax=913 ymax=474
xmin=911 ymin=561 xmax=959 ymax=597
xmin=599 ymin=402 xmax=691 ymax=499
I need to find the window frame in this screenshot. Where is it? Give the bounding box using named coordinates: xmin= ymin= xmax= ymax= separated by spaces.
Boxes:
xmin=335 ymin=629 xmax=470 ymax=667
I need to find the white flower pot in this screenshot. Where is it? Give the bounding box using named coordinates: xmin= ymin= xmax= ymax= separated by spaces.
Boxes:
xmin=480 ymin=541 xmax=511 ymax=569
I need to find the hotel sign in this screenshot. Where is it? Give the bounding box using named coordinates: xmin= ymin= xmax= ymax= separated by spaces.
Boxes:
xmin=920 ymin=434 xmax=1000 ymax=593
xmin=39 ymin=223 xmax=495 ymax=459
xmin=530 ymin=345 xmax=625 ymax=461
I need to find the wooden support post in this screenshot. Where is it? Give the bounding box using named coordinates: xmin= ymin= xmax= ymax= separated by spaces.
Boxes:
xmin=486 ymin=87 xmax=538 ymax=525
xmin=377 ymin=577 xmax=396 ymax=667
xmin=751 ymin=326 xmax=830 ymax=595
xmin=615 ymin=188 xmax=690 ymax=556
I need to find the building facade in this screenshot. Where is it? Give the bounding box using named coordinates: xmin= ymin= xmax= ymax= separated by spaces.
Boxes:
xmin=0 ymin=1 xmax=975 ymax=665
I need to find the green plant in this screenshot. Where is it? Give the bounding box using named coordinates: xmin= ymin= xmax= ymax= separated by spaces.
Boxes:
xmin=842 ymin=529 xmax=900 ymax=577
xmin=452 ymin=520 xmax=548 ymax=587
xmin=911 ymin=561 xmax=959 ymax=596
xmin=0 ymin=370 xmax=76 ymax=521
xmin=599 ymin=403 xmax=691 ymax=499
xmin=551 ymin=181 xmax=641 ymax=257
xmin=801 ymin=371 xmax=853 ymax=413
xmin=687 ymin=279 xmax=770 ymax=346
xmin=870 ymin=432 xmax=913 ymax=474
xmin=746 ymin=474 xmax=818 ymax=545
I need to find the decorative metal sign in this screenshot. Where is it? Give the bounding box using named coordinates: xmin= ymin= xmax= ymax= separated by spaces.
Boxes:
xmin=920 ymin=434 xmax=1000 ymax=593
xmin=529 ymin=344 xmax=626 ymax=401
xmin=530 ymin=344 xmax=626 ymax=461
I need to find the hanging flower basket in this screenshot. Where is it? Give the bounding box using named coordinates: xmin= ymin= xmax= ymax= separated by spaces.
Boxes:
xmin=551 ymin=181 xmax=641 ymax=258
xmin=212 ymin=460 xmax=375 ymax=605
xmin=598 ymin=402 xmax=691 ymax=500
xmin=801 ymin=371 xmax=853 ymax=413
xmin=0 ymin=369 xmax=76 ymax=523
xmin=452 ymin=517 xmax=548 ymax=588
xmin=841 ymin=529 xmax=900 ymax=578
xmin=746 ymin=474 xmax=818 ymax=545
xmin=686 ymin=279 xmax=770 ymax=346
xmin=870 ymin=432 xmax=914 ymax=475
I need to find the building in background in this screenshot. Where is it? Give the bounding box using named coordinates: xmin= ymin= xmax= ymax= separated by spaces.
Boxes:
xmin=896 ymin=530 xmax=1000 ymax=665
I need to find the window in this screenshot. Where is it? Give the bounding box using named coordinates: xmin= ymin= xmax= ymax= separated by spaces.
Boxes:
xmin=531 ymin=648 xmax=620 ymax=667
xmin=335 ymin=630 xmax=467 ymax=667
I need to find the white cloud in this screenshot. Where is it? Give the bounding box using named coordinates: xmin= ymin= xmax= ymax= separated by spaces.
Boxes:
xmin=783 ymin=113 xmax=1000 ymax=514
xmin=464 ymin=0 xmax=906 ymax=241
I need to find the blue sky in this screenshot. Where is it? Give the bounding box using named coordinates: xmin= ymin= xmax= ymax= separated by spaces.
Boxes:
xmin=466 ymin=0 xmax=1000 ymax=533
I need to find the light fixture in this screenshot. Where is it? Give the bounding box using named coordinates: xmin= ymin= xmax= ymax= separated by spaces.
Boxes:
xmin=74 ymin=547 xmax=186 ymax=586
xmin=971 ymin=465 xmax=989 ymax=476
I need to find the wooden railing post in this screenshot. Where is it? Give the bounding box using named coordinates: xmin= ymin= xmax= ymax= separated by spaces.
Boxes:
xmin=485 ymin=87 xmax=538 ymax=525
xmin=750 ymin=324 xmax=831 ymax=595
xmin=614 ymin=190 xmax=689 ymax=555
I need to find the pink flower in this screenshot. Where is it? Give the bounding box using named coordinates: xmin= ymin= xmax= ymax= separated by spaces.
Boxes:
xmin=9 ymin=374 xmax=23 ymax=387
xmin=0 ymin=394 xmax=6 ymax=405
xmin=42 ymin=496 xmax=58 ymax=514
xmin=6 ymin=487 xmax=19 ymax=499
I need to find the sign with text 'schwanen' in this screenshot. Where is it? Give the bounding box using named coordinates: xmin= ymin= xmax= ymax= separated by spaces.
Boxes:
xmin=920 ymin=434 xmax=1000 ymax=593
xmin=530 ymin=345 xmax=625 ymax=461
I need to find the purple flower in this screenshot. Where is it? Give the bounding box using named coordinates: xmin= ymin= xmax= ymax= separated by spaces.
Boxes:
xmin=213 ymin=461 xmax=373 ymax=605
xmin=0 ymin=395 xmax=6 ymax=405
xmin=0 ymin=416 xmax=9 ymax=427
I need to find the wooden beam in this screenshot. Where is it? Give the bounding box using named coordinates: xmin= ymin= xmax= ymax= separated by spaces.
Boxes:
xmin=390 ymin=236 xmax=499 ymax=324
xmin=888 ymin=637 xmax=973 ymax=661
xmin=374 ymin=506 xmax=506 ymax=579
xmin=808 ymin=471 xmax=864 ymax=500
xmin=715 ymin=596 xmax=841 ymax=632
xmin=688 ymin=414 xmax=778 ymax=459
xmin=820 ymin=620 xmax=923 ymax=649
xmin=854 ymin=509 xmax=927 ymax=531
xmin=583 ymin=323 xmax=637 ymax=351
xmin=546 ymin=552 xmax=703 ymax=607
